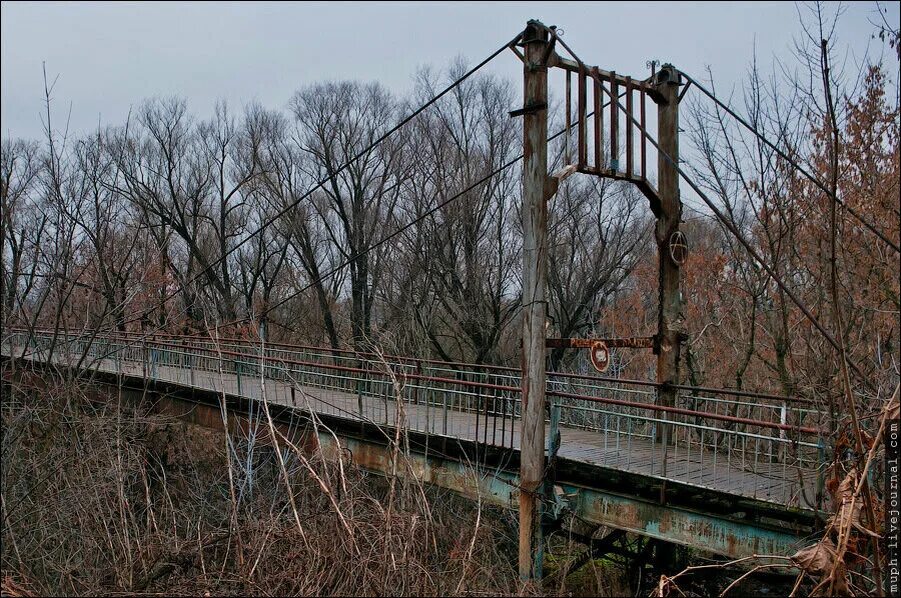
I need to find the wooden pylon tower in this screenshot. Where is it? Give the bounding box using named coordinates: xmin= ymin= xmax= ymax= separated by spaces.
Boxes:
xmin=515 ymin=19 xmax=685 ymax=581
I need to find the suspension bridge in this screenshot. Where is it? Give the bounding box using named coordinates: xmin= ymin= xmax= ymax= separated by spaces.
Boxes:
xmin=5 ymin=17 xmax=882 ymax=579
xmin=2 ymin=330 xmax=825 ymax=561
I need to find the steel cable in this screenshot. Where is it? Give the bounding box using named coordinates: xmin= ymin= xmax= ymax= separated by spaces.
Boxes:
xmin=679 ymin=70 xmax=900 ymax=254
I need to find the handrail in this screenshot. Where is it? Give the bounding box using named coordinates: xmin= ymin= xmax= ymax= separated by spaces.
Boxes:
xmin=5 ymin=327 xmax=813 ymax=404
xmin=9 ymin=331 xmax=820 ymax=436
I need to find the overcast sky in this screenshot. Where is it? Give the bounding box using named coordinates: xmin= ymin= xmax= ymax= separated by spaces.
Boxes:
xmin=2 ymin=1 xmax=898 ymax=141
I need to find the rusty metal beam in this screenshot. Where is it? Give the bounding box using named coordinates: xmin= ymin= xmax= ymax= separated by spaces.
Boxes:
xmin=323 ymin=434 xmax=813 ymax=560
xmin=546 ymin=337 xmax=654 ymax=349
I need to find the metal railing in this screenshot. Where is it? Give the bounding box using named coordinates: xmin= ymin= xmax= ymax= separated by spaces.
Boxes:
xmin=2 ymin=329 xmax=826 ymax=509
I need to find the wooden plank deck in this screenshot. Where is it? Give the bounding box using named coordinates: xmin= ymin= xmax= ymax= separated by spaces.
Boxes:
xmin=5 ymin=347 xmax=818 ymax=508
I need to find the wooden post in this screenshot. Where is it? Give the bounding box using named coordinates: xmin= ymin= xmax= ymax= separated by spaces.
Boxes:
xmin=519 ymin=19 xmax=550 ymax=582
xmin=653 ymin=65 xmax=684 ymax=448
xmin=649 ymin=61 xmax=685 ymax=570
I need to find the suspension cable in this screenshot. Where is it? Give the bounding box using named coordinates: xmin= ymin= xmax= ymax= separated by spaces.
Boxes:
xmin=108 ymin=32 xmax=524 ymax=334
xmin=229 ymin=104 xmax=611 ymax=331
xmin=679 ymin=70 xmax=900 ymax=254
xmin=611 ymin=92 xmax=876 ymax=391
xmin=8 ymin=32 xmax=525 ymax=365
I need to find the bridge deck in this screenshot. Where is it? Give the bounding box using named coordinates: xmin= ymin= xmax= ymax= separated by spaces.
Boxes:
xmin=27 ymin=350 xmax=815 ymax=507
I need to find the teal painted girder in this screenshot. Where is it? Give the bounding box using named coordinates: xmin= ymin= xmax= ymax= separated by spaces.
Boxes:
xmin=324 ymin=434 xmax=810 ymax=559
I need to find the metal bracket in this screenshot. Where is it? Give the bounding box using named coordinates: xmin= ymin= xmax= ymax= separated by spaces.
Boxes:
xmin=653 ymin=63 xmax=682 ymax=87
xmin=509 ymin=101 xmax=548 ymax=118
xmin=678 ymin=79 xmax=693 ymax=103
xmin=550 ymin=484 xmax=575 ymax=521
xmin=520 ymin=19 xmax=550 ymax=45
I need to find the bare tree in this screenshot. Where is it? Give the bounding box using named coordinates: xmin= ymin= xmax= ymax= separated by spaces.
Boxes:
xmin=1 ymin=139 xmax=44 ymax=329
xmin=394 ymin=65 xmax=520 ymax=364
xmin=259 ymin=109 xmax=344 ymax=349
xmin=290 ymin=81 xmax=404 ymax=352
xmin=546 ymin=176 xmax=651 ymax=370
xmin=65 ymin=129 xmax=146 ymax=331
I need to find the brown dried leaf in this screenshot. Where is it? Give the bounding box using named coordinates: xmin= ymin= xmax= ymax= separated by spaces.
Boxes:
xmin=834 ymin=430 xmax=850 ymax=453
xmin=825 ymin=475 xmax=840 ymax=499
xmin=832 ymin=468 xmax=862 ymax=530
xmin=791 ymin=538 xmax=837 ymax=577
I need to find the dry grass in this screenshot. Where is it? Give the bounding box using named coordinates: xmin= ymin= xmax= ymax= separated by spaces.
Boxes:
xmin=3 ymin=367 xmax=626 ymax=596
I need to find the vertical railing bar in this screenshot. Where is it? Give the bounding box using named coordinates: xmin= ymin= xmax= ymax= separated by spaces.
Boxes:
xmin=615 ymin=411 xmax=621 ymax=460
xmin=754 ymin=436 xmax=761 ymax=498
xmin=578 ymin=63 xmax=587 ymax=168
xmin=598 ymin=80 xmax=606 ymax=169
xmin=700 ymin=427 xmax=706 ymax=487
xmin=713 ymin=425 xmax=719 ymax=488
xmin=610 ymin=71 xmax=618 ymax=172
xmin=511 ymin=390 xmax=517 ymax=448
xmin=592 ymin=69 xmax=601 ymax=171
xmin=492 ymin=377 xmax=499 ymax=447
xmin=425 ymin=380 xmax=431 ymax=435
xmin=475 ymin=376 xmax=481 ymax=450
xmin=565 ymin=69 xmax=572 ymax=166
xmin=625 ymin=76 xmax=633 ymax=176
xmin=727 ymin=416 xmax=732 ymax=479
xmin=603 ymin=411 xmax=608 ymax=452
xmin=503 ymin=390 xmax=508 ymax=447
xmin=502 ymin=386 xmax=508 ymax=448
xmin=441 ymin=392 xmax=447 ymax=436
xmin=742 ymin=427 xmax=747 ymax=473
xmin=626 ymin=415 xmax=633 ymax=470
xmin=671 ymin=419 xmax=678 ymax=478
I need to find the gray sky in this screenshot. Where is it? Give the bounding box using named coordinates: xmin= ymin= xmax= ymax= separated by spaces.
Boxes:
xmin=2 ymin=1 xmax=898 ymax=141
